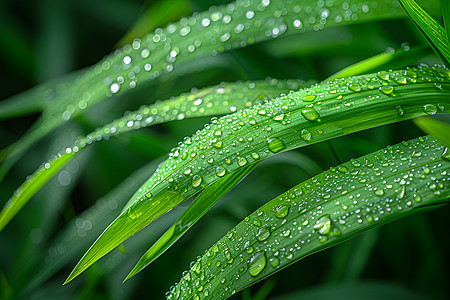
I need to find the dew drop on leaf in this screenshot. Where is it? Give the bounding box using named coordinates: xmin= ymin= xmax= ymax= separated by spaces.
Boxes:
xmin=301 ymin=107 xmax=320 ymax=121
xmin=379 ymin=85 xmax=394 ymax=95
xmin=423 ymin=104 xmax=437 ymax=115
xmin=314 ymin=215 xmax=331 ymax=235
xmin=256 ymin=227 xmax=271 ymax=241
xmin=248 ymin=252 xmax=267 ymax=276
xmin=396 ymin=105 xmax=405 ymax=116
xmin=300 ymin=129 xmax=312 ymax=141
xmin=215 ymin=166 xmax=226 ymax=177
xmin=269 ymin=256 xmax=280 ymax=267
xmin=267 ymin=137 xmax=286 ymax=153
xmin=191 ymin=175 xmax=202 ymax=187
xmin=274 ymin=204 xmax=290 ymax=218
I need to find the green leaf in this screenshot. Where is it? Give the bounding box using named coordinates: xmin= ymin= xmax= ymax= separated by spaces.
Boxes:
xmin=117 ymin=0 xmax=193 ymax=46
xmin=65 ymin=66 xmax=450 ymax=284
xmin=0 ymin=78 xmax=305 ymax=232
xmin=326 ymin=44 xmax=431 ymax=81
xmin=0 ymin=152 xmax=75 ymax=231
xmin=414 ymin=116 xmax=450 ymax=147
xmin=440 ymin=0 xmax=450 ymax=58
xmin=398 ymin=0 xmax=450 ymax=66
xmin=0 ymin=0 xmax=406 ymax=177
xmin=124 ymin=161 xmax=259 ymax=281
xmin=166 ymin=135 xmax=450 ymax=300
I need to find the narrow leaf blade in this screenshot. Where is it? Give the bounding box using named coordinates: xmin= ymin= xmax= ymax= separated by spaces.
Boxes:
xmin=166 ymin=136 xmax=450 ymax=299
xmin=0 ymin=79 xmax=303 ymax=232
xmin=124 ymin=162 xmax=259 ymax=281
xmin=66 ymin=66 xmax=450 ymax=283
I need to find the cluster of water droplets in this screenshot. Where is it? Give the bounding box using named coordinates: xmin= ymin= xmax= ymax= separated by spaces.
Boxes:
xmin=32 ymin=0 xmax=402 ymax=130
xmin=166 ymin=136 xmax=450 ymax=299
xmin=131 ymin=65 xmax=449 ymax=219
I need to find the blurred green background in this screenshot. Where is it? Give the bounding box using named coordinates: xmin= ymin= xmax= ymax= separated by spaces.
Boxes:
xmin=0 ymin=0 xmax=449 ymax=299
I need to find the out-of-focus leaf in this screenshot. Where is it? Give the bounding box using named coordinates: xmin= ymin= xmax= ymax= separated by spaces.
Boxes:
xmin=414 ymin=116 xmax=450 ymax=147
xmin=326 ymin=44 xmax=431 ymax=81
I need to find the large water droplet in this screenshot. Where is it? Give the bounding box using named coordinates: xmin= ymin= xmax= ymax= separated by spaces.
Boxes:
xmin=248 ymin=252 xmax=267 ymax=276
xmin=423 ymin=104 xmax=437 ymax=115
xmin=300 ymin=129 xmax=312 ymax=141
xmin=256 ymin=228 xmax=271 ymax=241
xmin=267 ymin=137 xmax=286 ymax=153
xmin=274 ymin=204 xmax=289 ymax=218
xmin=379 ymin=85 xmax=394 ymax=95
xmin=301 ymin=107 xmax=320 ymax=121
xmin=314 ymin=215 xmax=331 ymax=235
xmin=192 ymin=175 xmax=202 ymax=187
xmin=216 ymin=166 xmax=226 ymax=177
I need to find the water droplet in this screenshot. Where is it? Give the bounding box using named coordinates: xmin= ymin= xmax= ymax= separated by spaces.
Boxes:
xmin=192 ymin=175 xmax=202 ymax=187
xmin=216 ymin=166 xmax=226 ymax=177
xmin=423 ymin=104 xmax=437 ymax=115
xmin=274 ymin=204 xmax=289 ymax=218
xmin=300 ymin=129 xmax=312 ymax=141
xmin=269 ymin=257 xmax=280 ymax=267
xmin=377 ymin=71 xmax=390 ymax=81
xmin=348 ymin=83 xmax=361 ymax=92
xmin=314 ymin=215 xmax=331 ymax=235
xmin=248 ymin=252 xmax=266 ymax=276
xmin=267 ymin=137 xmax=286 ymax=153
xmin=256 ymin=228 xmax=271 ymax=241
xmin=303 ymin=95 xmax=316 ymax=102
xmin=238 ymin=157 xmax=248 ymax=166
xmin=375 ymin=188 xmax=384 ymax=196
xmin=442 ymin=147 xmax=450 ymax=161
xmin=338 ymin=166 xmax=348 ymax=173
xmin=301 ymin=107 xmax=320 ymax=121
xmin=396 ymin=105 xmax=405 ymax=116
xmin=379 ymin=85 xmax=394 ymax=95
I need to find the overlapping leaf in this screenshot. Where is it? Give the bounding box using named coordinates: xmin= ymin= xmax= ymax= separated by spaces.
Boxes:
xmin=166 ymin=135 xmax=450 ymax=300
xmin=125 ymin=162 xmax=260 ymax=281
xmin=0 ymin=78 xmax=306 ymax=231
xmin=0 ymin=0 xmax=404 ymax=177
xmin=65 ymin=65 xmax=450 ymax=283
xmin=398 ymin=0 xmax=450 ymax=66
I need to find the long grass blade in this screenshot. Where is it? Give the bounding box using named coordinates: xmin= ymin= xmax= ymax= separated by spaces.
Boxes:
xmin=65 ymin=66 xmax=450 ymax=283
xmin=398 ymin=0 xmax=450 ymax=66
xmin=165 ymin=135 xmax=450 ymax=299
xmin=0 ymin=79 xmax=304 ymax=232
xmin=326 ymin=44 xmax=431 ymax=81
xmin=124 ymin=162 xmax=259 ymax=281
xmin=0 ymin=0 xmax=405 ymax=176
xmin=414 ymin=116 xmax=450 ymax=147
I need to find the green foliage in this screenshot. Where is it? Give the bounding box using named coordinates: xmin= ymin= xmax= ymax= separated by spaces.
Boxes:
xmin=1 ymin=0 xmax=449 ymax=299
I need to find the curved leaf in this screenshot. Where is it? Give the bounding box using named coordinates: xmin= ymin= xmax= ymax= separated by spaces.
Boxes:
xmin=66 ymin=66 xmax=450 ymax=283
xmin=166 ymin=135 xmax=450 ymax=300
xmin=124 ymin=162 xmax=260 ymax=281
xmin=1 ymin=0 xmax=404 ymax=175
xmin=398 ymin=0 xmax=450 ymax=66
xmin=0 ymin=78 xmax=306 ymax=231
